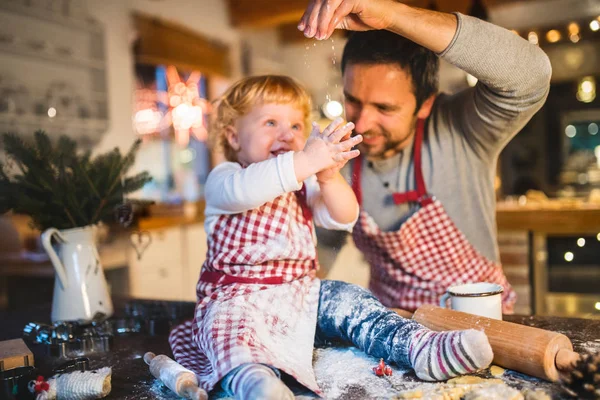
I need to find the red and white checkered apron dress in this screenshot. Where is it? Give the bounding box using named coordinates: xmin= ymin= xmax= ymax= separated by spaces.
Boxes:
xmin=351 ymin=118 xmax=516 ymax=313
xmin=169 ymin=187 xmax=323 ymax=395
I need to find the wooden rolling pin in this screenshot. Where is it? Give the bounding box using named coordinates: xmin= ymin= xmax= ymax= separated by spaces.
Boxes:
xmin=393 ymin=304 xmax=580 ymax=382
xmin=144 ymin=352 xmax=208 ymax=400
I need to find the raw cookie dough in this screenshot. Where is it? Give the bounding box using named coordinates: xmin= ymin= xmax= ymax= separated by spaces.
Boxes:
xmin=397 ymin=386 xmax=469 ymax=400
xmin=463 ymin=383 xmax=523 ymax=400
xmin=490 ymin=365 xmax=505 ymax=377
xmin=397 ymin=376 xmax=524 ymax=400
xmin=522 ymin=389 xmax=551 ymax=400
xmin=447 ymin=376 xmax=503 ymax=385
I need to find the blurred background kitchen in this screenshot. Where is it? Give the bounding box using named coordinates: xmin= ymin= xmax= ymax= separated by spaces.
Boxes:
xmin=1 ymin=0 xmax=599 ymax=319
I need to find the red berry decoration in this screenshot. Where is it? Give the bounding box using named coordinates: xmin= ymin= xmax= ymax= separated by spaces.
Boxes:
xmin=373 ymin=358 xmax=392 ymax=377
xmin=31 ymin=376 xmax=49 ymax=393
xmin=384 ymin=365 xmax=393 ymax=376
xmin=373 ymin=365 xmax=383 ymax=376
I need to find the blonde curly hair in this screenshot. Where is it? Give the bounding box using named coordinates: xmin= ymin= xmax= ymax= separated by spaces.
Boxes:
xmin=209 ymin=75 xmax=312 ymax=162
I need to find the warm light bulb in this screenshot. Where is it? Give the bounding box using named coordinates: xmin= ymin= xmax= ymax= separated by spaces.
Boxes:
xmin=565 ymin=125 xmax=576 ymax=138
xmin=546 ymin=30 xmax=561 ymax=43
xmin=591 ymin=20 xmax=600 ymax=32
xmin=322 ymin=100 xmax=343 ymax=120
xmin=577 ymin=76 xmax=596 ymax=103
xmin=577 ymin=238 xmax=585 ymax=247
xmin=47 ymin=107 xmax=57 ymax=118
xmin=568 ymin=22 xmax=580 ymax=35
xmin=564 ymin=252 xmax=574 ymax=262
xmin=528 ymin=32 xmax=539 ymax=45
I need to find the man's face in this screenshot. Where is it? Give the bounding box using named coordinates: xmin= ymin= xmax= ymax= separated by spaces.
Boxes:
xmin=343 ymin=63 xmax=427 ymax=160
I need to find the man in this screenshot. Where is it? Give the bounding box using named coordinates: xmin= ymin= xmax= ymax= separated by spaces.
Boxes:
xmin=299 ymin=0 xmax=551 ymax=312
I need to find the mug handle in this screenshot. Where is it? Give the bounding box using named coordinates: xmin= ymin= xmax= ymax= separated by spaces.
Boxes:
xmin=439 ymin=292 xmax=451 ymax=308
xmin=42 ymin=228 xmax=68 ymax=289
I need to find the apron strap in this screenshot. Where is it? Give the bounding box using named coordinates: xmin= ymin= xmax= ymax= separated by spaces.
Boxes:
xmin=352 ymin=118 xmax=431 ymax=207
xmin=295 ymin=185 xmax=313 ymax=222
xmin=412 ymin=118 xmax=432 ymax=206
xmin=200 ymin=266 xmax=317 ymax=285
xmin=200 ymin=270 xmax=287 ymax=285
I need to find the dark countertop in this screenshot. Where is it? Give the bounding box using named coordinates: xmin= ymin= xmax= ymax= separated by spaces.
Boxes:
xmin=1 ymin=301 xmax=599 ymax=399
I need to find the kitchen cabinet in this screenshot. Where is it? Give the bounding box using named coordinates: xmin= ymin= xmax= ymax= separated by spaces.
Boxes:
xmin=128 ymin=223 xmax=206 ymax=301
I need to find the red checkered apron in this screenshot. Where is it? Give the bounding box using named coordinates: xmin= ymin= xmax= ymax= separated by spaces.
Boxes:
xmin=169 ymin=187 xmax=322 ymax=395
xmin=351 ymin=119 xmax=516 ymax=313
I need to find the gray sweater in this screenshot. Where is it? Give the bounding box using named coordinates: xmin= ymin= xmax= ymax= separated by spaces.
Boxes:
xmin=325 ymin=13 xmax=552 ymax=264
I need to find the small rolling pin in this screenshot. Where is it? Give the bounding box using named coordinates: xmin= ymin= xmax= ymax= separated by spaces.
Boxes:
xmin=144 ymin=352 xmax=208 ymax=400
xmin=393 ymin=305 xmax=580 ymax=382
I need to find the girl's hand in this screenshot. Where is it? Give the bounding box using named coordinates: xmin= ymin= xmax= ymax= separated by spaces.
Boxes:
xmin=294 ymin=118 xmax=362 ymax=183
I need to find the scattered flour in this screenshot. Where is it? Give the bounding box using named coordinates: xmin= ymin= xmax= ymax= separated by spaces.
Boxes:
xmin=207 ymin=345 xmax=561 ymax=399
xmin=313 ymin=346 xmax=421 ymax=400
xmin=576 ymin=338 xmax=600 ymax=354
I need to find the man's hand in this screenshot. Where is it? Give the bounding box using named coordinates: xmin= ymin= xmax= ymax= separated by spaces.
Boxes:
xmin=298 ymin=0 xmax=458 ymax=54
xmin=298 ymin=0 xmax=392 ymax=40
xmin=294 ymin=118 xmax=362 ymax=183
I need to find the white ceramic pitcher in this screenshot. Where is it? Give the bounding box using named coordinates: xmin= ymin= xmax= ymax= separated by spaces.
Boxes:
xmin=41 ymin=225 xmax=113 ymax=323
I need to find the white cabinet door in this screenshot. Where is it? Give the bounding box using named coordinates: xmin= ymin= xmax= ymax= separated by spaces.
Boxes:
xmin=128 ymin=223 xmax=207 ymax=301
xmin=129 ymin=227 xmax=185 ymax=300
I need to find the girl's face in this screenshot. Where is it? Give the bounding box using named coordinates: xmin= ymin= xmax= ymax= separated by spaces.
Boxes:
xmin=226 ymin=102 xmax=307 ymax=166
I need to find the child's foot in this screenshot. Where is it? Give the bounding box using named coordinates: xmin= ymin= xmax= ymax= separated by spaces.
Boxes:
xmin=228 ymin=363 xmax=294 ymax=400
xmin=408 ymin=329 xmax=493 ymax=381
xmin=245 ymin=374 xmax=294 ymax=400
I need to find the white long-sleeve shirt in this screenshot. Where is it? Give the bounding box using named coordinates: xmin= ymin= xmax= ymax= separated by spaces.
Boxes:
xmin=204 ymin=151 xmax=357 ymax=236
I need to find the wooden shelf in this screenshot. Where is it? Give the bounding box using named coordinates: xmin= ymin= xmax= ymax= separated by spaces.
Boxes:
xmin=496 ymin=206 xmax=600 ymax=234
xmin=0 ymin=1 xmax=102 ymax=33
xmin=0 ymin=113 xmax=108 ymax=137
xmin=138 ymin=201 xmax=206 ymax=231
xmin=0 ymin=42 xmax=105 ymax=70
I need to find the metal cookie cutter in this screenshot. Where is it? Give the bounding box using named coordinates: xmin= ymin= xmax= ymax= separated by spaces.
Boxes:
xmin=54 ymin=357 xmax=90 ymax=375
xmin=0 ymin=366 xmax=37 ymax=400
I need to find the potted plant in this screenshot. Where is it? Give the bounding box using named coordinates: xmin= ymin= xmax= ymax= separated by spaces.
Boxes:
xmin=0 ymin=130 xmax=152 ymax=323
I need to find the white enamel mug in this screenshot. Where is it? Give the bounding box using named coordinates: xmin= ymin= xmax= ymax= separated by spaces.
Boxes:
xmin=439 ymin=282 xmax=503 ymax=320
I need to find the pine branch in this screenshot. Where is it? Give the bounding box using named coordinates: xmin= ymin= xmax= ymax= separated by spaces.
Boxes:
xmin=1 ymin=131 xmax=152 ymax=230
xmin=123 ymin=173 xmax=152 ymax=193
xmin=120 ymin=139 xmax=143 ymax=175
xmin=62 ymin=206 xmax=77 ymax=228
xmin=34 ymin=130 xmax=53 ymax=160
xmin=0 ymin=162 xmax=13 ymax=214
xmin=90 ymin=140 xmax=145 ymax=224
xmin=2 ymin=133 xmax=37 ymax=175
xmin=76 ymin=162 xmax=101 ymax=199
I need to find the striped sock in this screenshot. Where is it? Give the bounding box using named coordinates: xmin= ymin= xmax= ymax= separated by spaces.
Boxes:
xmin=408 ymin=329 xmax=493 ymax=381
xmin=221 ymin=363 xmax=294 ymax=400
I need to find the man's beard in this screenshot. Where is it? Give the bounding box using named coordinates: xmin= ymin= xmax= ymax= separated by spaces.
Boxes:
xmin=357 ymin=128 xmax=415 ymax=160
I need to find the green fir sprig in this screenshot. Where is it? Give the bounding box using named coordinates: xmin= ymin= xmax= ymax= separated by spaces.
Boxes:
xmin=0 ymin=130 xmax=152 ymax=230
